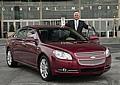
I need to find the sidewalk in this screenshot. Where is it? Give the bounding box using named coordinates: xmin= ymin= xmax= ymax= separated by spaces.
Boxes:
xmin=111 ymin=52 xmax=120 ymax=61
xmin=0 ymin=38 xmax=6 ymax=46
xmin=99 ymin=37 xmax=120 ymax=44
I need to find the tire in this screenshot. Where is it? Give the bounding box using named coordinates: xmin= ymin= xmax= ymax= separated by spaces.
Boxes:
xmin=6 ymin=50 xmax=18 ymax=67
xmin=39 ymin=55 xmax=52 ymax=81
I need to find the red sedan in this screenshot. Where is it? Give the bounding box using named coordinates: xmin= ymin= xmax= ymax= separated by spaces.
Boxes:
xmin=6 ymin=25 xmax=111 ymax=81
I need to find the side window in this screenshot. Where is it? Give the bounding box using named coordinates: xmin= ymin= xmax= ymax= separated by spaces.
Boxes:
xmin=27 ymin=29 xmax=37 ymax=39
xmin=16 ymin=29 xmax=27 ymax=39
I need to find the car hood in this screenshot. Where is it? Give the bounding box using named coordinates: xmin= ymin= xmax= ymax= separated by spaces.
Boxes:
xmin=43 ymin=41 xmax=106 ymax=53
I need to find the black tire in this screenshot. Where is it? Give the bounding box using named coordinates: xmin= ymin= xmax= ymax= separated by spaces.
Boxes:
xmin=6 ymin=50 xmax=18 ymax=67
xmin=39 ymin=55 xmax=52 ymax=81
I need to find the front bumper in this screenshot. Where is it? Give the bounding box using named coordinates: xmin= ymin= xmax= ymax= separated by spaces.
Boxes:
xmin=51 ymin=55 xmax=111 ymax=76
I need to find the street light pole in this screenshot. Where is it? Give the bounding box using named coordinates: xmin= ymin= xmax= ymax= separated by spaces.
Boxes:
xmin=39 ymin=0 xmax=42 ymax=25
xmin=1 ymin=0 xmax=4 ymax=38
xmin=113 ymin=16 xmax=116 ymax=38
xmin=40 ymin=0 xmax=42 ymax=20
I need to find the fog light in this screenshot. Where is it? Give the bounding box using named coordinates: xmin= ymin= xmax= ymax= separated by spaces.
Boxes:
xmin=63 ymin=68 xmax=67 ymax=72
xmin=58 ymin=68 xmax=67 ymax=72
xmin=58 ymin=68 xmax=78 ymax=72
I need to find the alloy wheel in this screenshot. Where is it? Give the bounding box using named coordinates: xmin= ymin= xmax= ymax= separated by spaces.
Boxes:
xmin=6 ymin=50 xmax=17 ymax=67
xmin=40 ymin=58 xmax=49 ymax=79
xmin=7 ymin=51 xmax=12 ymax=66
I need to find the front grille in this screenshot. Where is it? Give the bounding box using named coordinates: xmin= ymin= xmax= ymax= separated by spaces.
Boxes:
xmin=75 ymin=51 xmax=106 ymax=66
xmin=78 ymin=58 xmax=105 ymax=66
xmin=75 ymin=51 xmax=105 ymax=58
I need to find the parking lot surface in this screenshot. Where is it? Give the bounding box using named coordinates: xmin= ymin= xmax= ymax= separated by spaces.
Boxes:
xmin=0 ymin=45 xmax=120 ymax=85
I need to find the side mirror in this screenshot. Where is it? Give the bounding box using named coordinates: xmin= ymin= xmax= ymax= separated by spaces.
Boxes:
xmin=89 ymin=35 xmax=99 ymax=40
xmin=89 ymin=35 xmax=99 ymax=43
xmin=26 ymin=37 xmax=39 ymax=46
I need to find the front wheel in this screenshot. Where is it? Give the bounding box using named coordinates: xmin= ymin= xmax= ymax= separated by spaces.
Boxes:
xmin=39 ymin=55 xmax=52 ymax=81
xmin=6 ymin=50 xmax=18 ymax=67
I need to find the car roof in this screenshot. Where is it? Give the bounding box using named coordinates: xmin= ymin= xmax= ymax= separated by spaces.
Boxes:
xmin=27 ymin=25 xmax=70 ymax=30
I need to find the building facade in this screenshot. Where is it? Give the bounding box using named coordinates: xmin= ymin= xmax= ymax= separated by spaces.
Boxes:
xmin=0 ymin=0 xmax=119 ymax=38
xmin=0 ymin=0 xmax=118 ymax=20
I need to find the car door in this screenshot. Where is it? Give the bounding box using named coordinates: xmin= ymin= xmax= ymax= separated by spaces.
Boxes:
xmin=22 ymin=28 xmax=40 ymax=66
xmin=12 ymin=28 xmax=28 ymax=62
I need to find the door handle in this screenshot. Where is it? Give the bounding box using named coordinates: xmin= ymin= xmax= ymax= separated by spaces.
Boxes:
xmin=19 ymin=41 xmax=26 ymax=45
xmin=22 ymin=42 xmax=26 ymax=46
xmin=19 ymin=41 xmax=24 ymax=43
xmin=11 ymin=41 xmax=15 ymax=43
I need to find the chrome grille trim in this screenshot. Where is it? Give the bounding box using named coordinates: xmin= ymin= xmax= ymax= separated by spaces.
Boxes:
xmin=75 ymin=51 xmax=106 ymax=66
xmin=78 ymin=58 xmax=105 ymax=66
xmin=74 ymin=51 xmax=105 ymax=58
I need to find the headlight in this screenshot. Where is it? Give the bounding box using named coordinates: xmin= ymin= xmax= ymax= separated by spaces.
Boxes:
xmin=53 ymin=50 xmax=72 ymax=60
xmin=105 ymin=48 xmax=110 ymax=57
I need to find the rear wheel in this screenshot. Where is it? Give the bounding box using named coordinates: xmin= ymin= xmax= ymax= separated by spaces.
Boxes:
xmin=39 ymin=55 xmax=52 ymax=81
xmin=6 ymin=50 xmax=18 ymax=67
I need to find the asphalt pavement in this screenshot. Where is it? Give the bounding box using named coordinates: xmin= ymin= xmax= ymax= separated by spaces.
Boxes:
xmin=0 ymin=44 xmax=120 ymax=85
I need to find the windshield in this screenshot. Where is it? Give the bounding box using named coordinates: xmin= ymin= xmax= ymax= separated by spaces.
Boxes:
xmin=38 ymin=28 xmax=87 ymax=43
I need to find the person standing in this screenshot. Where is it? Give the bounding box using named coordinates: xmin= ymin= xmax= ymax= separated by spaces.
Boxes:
xmin=65 ymin=11 xmax=89 ymax=34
